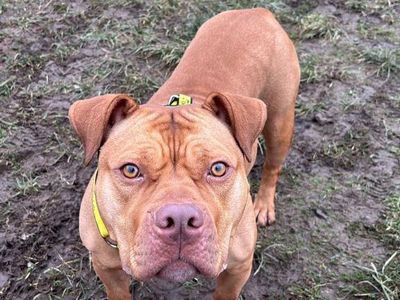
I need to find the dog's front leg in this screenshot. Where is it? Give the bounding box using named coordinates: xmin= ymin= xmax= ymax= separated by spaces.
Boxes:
xmin=214 ymin=195 xmax=257 ymax=300
xmin=213 ymin=258 xmax=253 ymax=300
xmin=92 ymin=254 xmax=131 ymax=300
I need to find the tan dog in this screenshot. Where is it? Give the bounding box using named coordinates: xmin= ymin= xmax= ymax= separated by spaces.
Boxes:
xmin=69 ymin=8 xmax=299 ymax=300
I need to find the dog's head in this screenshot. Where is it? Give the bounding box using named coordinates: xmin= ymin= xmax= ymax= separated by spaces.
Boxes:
xmin=69 ymin=93 xmax=266 ymax=282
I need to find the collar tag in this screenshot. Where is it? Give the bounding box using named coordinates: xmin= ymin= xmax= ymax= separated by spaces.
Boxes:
xmin=167 ymin=94 xmax=192 ymax=106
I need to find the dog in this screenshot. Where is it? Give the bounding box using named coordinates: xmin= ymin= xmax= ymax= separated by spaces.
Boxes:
xmin=69 ymin=8 xmax=299 ymax=300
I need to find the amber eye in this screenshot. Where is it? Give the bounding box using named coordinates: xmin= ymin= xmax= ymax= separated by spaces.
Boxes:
xmin=210 ymin=162 xmax=227 ymax=177
xmin=121 ymin=164 xmax=141 ymax=179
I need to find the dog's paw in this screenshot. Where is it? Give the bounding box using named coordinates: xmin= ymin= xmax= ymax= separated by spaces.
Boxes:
xmin=254 ymin=199 xmax=275 ymax=226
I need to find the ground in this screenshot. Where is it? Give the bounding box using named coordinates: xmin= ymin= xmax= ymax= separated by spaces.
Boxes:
xmin=0 ymin=0 xmax=399 ymax=299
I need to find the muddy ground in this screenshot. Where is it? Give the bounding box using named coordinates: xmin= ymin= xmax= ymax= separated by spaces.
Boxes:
xmin=0 ymin=0 xmax=399 ymax=299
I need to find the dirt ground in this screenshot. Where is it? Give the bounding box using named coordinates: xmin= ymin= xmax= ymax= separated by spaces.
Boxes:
xmin=0 ymin=0 xmax=399 ymax=299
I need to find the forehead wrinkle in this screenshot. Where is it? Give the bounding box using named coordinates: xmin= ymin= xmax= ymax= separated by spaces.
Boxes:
xmin=173 ymin=107 xmax=204 ymax=128
xmin=144 ymin=112 xmax=175 ymax=171
xmin=104 ymin=109 xmax=173 ymax=169
xmin=127 ymin=108 xmax=176 ymax=168
xmin=183 ymin=137 xmax=234 ymax=161
xmin=172 ymin=109 xmax=240 ymax=171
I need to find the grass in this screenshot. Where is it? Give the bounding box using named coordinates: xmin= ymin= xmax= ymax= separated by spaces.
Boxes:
xmin=358 ymin=47 xmax=400 ymax=79
xmin=38 ymin=256 xmax=101 ymax=299
xmin=357 ymin=20 xmax=398 ymax=43
xmin=299 ymin=13 xmax=342 ymax=41
xmin=300 ymin=54 xmax=320 ymax=83
xmin=289 ymin=280 xmax=326 ymax=300
xmin=340 ymin=88 xmax=362 ymax=112
xmin=0 ymin=120 xmax=14 ymax=147
xmin=344 ymin=0 xmax=369 ymax=12
xmin=253 ymin=228 xmax=302 ymax=276
xmin=14 ymin=173 xmax=40 ymax=196
xmin=134 ymin=36 xmax=187 ymax=69
xmin=13 ymin=253 xmax=103 ymax=300
xmin=319 ymin=138 xmax=370 ymax=170
xmin=299 ymin=52 xmax=351 ymax=84
xmin=341 ymin=252 xmax=399 ymax=300
xmin=345 ymin=0 xmax=398 ymax=24
xmin=130 ymin=0 xmax=296 ymax=70
xmin=340 ymin=194 xmax=400 ymax=299
xmin=384 ymin=194 xmax=400 ymax=244
xmin=0 ymin=77 xmax=16 ymax=97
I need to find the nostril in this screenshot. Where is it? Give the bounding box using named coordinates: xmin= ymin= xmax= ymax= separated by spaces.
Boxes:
xmin=166 ymin=217 xmax=174 ymax=228
xmin=187 ymin=215 xmax=203 ymax=228
xmin=188 ymin=217 xmax=195 ymax=228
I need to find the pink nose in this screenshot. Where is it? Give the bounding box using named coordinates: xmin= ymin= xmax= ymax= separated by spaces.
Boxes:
xmin=154 ymin=204 xmax=204 ymax=244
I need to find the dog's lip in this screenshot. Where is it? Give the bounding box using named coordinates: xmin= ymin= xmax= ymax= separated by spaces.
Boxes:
xmin=156 ymin=259 xmax=199 ymax=282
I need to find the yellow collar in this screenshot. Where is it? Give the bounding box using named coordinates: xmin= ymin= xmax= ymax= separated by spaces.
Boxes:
xmin=92 ymin=169 xmax=118 ymax=249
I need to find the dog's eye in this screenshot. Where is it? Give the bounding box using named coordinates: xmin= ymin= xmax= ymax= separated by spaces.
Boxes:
xmin=210 ymin=162 xmax=227 ymax=177
xmin=121 ymin=164 xmax=141 ymax=179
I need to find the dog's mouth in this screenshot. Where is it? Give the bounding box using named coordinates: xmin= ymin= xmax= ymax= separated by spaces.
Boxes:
xmin=156 ymin=259 xmax=199 ymax=282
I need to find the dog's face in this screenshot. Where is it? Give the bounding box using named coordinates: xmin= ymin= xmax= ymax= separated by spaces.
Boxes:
xmin=69 ymin=93 xmax=266 ymax=282
xmin=98 ymin=104 xmax=249 ymax=281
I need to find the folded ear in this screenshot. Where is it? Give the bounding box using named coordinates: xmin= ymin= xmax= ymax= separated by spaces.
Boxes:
xmin=69 ymin=94 xmax=138 ymax=166
xmin=202 ymin=92 xmax=267 ymax=162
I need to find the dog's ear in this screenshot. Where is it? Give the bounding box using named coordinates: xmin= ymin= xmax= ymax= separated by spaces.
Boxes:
xmin=69 ymin=94 xmax=138 ymax=166
xmin=203 ymin=92 xmax=267 ymax=162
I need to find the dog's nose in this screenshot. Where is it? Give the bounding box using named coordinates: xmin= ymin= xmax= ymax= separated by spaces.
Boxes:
xmin=154 ymin=204 xmax=204 ymax=243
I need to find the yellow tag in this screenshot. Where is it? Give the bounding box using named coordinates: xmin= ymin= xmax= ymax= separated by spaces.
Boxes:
xmin=167 ymin=94 xmax=192 ymax=106
xmin=178 ymin=94 xmax=192 ymax=105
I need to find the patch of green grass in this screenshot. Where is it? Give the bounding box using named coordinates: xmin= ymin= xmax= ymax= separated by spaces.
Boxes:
xmin=299 ymin=13 xmax=341 ymax=41
xmin=345 ymin=0 xmax=398 ymax=24
xmin=254 ymin=228 xmax=302 ymax=276
xmin=0 ymin=1 xmax=7 ymax=15
xmin=318 ymin=127 xmax=371 ymax=170
xmin=300 ymin=53 xmax=350 ymax=84
xmin=340 ymin=194 xmax=400 ymax=299
xmin=0 ymin=119 xmax=15 ymax=146
xmin=0 ymin=76 xmax=16 ymax=97
xmin=309 ymin=176 xmax=339 ymax=200
xmin=16 ymin=260 xmax=39 ymax=281
xmin=131 ymin=0 xmax=296 ymax=69
xmin=288 ymin=275 xmax=327 ymax=300
xmin=388 ymin=146 xmax=400 ymax=157
xmin=300 ymin=54 xmax=319 ymax=83
xmin=51 ymin=43 xmax=77 ymax=64
xmin=357 ymin=20 xmax=398 ymax=43
xmin=15 ymin=253 xmax=104 ymax=299
xmin=5 ymin=53 xmax=49 ymax=81
xmin=0 ymin=120 xmax=18 ymax=170
xmin=134 ymin=36 xmax=187 ymax=69
xmin=14 ymin=173 xmax=40 ymax=196
xmin=341 ymin=88 xmax=362 ymax=111
xmin=344 ymin=0 xmax=369 ymax=12
xmin=39 ymin=256 xmax=103 ymax=299
xmin=358 ymin=47 xmax=400 ymax=79
xmin=384 ymin=194 xmax=400 ymax=244
xmin=295 ymin=99 xmax=325 ymax=117
xmin=341 ymin=252 xmax=399 ymax=300
xmin=60 ymin=80 xmax=93 ymax=100
xmin=372 ymin=93 xmax=400 ymax=110
xmin=0 ymin=201 xmax=12 ymax=226
xmin=80 ymin=21 xmax=126 ymax=50
xmin=320 ymin=139 xmax=365 ymax=169
xmin=83 ymin=58 xmax=161 ymax=101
